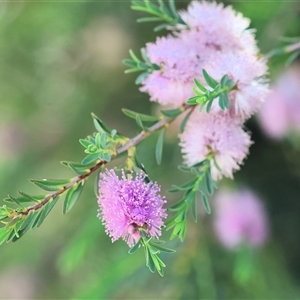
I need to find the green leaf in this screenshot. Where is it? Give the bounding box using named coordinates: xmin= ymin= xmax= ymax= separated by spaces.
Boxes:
xmin=192 ymin=194 xmax=198 ymax=222
xmin=20 ymin=210 xmax=38 ymax=231
xmin=128 ymin=240 xmax=141 ymax=254
xmin=202 ymin=69 xmax=218 ymax=88
xmin=154 ymin=23 xmax=169 ymax=32
xmin=219 ymin=92 xmax=230 ymax=110
xmin=122 ymin=59 xmax=137 ymax=68
xmin=63 ymin=182 xmax=84 ymax=214
xmin=91 ymin=113 xmax=112 ymax=135
xmin=201 ymin=194 xmax=211 ymax=214
xmin=122 ymin=108 xmax=160 ymax=122
xmin=135 ymin=71 xmax=150 ymax=84
xmin=61 ymin=161 xmax=92 ymax=175
xmin=179 ymin=109 xmax=193 ymax=133
xmin=43 ymin=196 xmax=60 ymax=219
xmin=161 ymin=108 xmax=183 ymax=118
xmin=79 ymin=139 xmax=92 ymax=149
xmin=155 ymin=129 xmax=165 ymax=165
xmin=168 ymin=178 xmax=198 ymax=192
xmin=31 ymin=210 xmax=44 ymax=229
xmin=135 ymin=115 xmax=145 ymax=130
xmin=206 ymin=99 xmax=214 ymax=113
xmin=137 ymin=16 xmax=162 ymax=22
xmin=168 ymin=199 xmax=187 ymax=211
xmin=30 ymin=179 xmax=71 ymax=192
xmin=129 ymin=49 xmax=140 ymax=62
xmin=194 ymin=78 xmax=207 ymax=93
xmin=81 ymin=153 xmax=100 ymax=165
xmin=186 ymin=96 xmax=199 ymax=105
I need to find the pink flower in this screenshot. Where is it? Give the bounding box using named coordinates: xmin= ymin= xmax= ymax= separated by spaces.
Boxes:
xmin=258 ymin=67 xmax=300 ymax=139
xmin=97 ymin=169 xmax=167 ymax=247
xmin=204 ymin=51 xmax=269 ymax=118
xmin=140 ymin=36 xmax=202 ymax=107
xmin=213 ymin=189 xmax=269 ymax=249
xmin=178 ymin=1 xmax=258 ymax=55
xmin=179 ymin=109 xmax=252 ymax=180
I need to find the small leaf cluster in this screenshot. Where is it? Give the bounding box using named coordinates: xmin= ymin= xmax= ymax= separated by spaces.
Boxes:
xmin=123 ymin=49 xmax=160 ymax=84
xmin=80 ymin=114 xmax=123 ymax=165
xmin=129 ymin=235 xmax=175 ymax=276
xmin=187 ymin=69 xmax=235 ymax=113
xmin=131 ymin=0 xmax=185 ymax=32
xmin=166 ymin=159 xmax=217 ymax=241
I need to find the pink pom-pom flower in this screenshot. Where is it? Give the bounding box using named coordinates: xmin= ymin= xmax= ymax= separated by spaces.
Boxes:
xmin=213 ymin=189 xmax=269 ymax=249
xmin=97 ymin=169 xmax=167 ymax=247
xmin=179 ymin=109 xmax=252 ymax=181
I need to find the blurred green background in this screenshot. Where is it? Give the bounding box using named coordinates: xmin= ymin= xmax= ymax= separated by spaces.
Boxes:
xmin=0 ymin=0 xmax=300 ymax=299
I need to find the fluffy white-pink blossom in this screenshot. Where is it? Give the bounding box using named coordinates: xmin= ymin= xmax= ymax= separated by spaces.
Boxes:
xmin=213 ymin=189 xmax=269 ymax=249
xmin=178 ymin=1 xmax=258 ymax=55
xmin=140 ymin=36 xmax=202 ymax=107
xmin=179 ymin=109 xmax=252 ymax=180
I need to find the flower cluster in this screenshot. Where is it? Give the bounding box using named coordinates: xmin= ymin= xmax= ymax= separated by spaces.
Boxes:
xmin=97 ymin=169 xmax=167 ymax=247
xmin=139 ymin=1 xmax=269 ymax=180
xmin=258 ymin=66 xmax=300 ymax=139
xmin=213 ymin=189 xmax=268 ymax=249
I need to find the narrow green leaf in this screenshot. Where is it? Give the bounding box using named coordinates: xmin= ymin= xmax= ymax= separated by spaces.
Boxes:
xmin=43 ymin=196 xmax=60 ymax=219
xmin=91 ymin=113 xmax=112 ymax=134
xmin=168 ymin=178 xmax=198 ymax=192
xmin=79 ymin=139 xmax=92 ymax=149
xmin=194 ymin=78 xmax=207 ymax=92
xmin=146 ymin=249 xmax=156 ymax=273
xmin=122 ymin=59 xmax=137 ymax=68
xmin=137 ymin=16 xmax=162 ymax=23
xmin=128 ymin=240 xmax=141 ymax=254
xmin=122 ymin=108 xmax=160 ymax=122
xmin=220 ymin=74 xmax=228 ymax=87
xmin=201 ymin=195 xmax=211 ymax=214
xmin=129 ymin=49 xmax=140 ymax=62
xmin=202 ymin=69 xmax=218 ymax=88
xmin=61 ymin=161 xmax=92 ymax=175
xmin=179 ymin=109 xmax=193 ymax=133
xmin=168 ymin=200 xmax=186 ymax=211
xmin=135 ymin=115 xmax=145 ymax=130
xmin=135 ymin=71 xmax=150 ymax=85
xmin=81 ymin=153 xmax=100 ymax=165
xmin=161 ymin=108 xmax=182 ymax=118
xmin=31 ymin=210 xmax=44 ymax=229
xmin=154 ymin=23 xmax=169 ymax=32
xmin=30 ymin=179 xmax=71 ymax=192
xmin=20 ymin=210 xmax=38 ymax=230
xmin=206 ymin=99 xmax=214 ymax=113
xmin=168 ymin=0 xmax=178 ymax=17
xmin=63 ymin=182 xmax=84 ymax=214
xmin=186 ymin=96 xmax=199 ymax=105
xmin=219 ymin=92 xmax=230 ymax=110
xmin=192 ymin=194 xmax=198 ymax=222
xmin=155 ymin=129 xmax=165 ymax=165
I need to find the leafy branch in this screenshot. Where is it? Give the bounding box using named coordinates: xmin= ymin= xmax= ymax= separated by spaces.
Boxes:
xmin=165 ymin=159 xmax=218 ymax=241
xmin=131 ymin=0 xmax=186 ymax=32
xmin=0 ymin=105 xmax=193 ymax=246
xmin=123 ymin=49 xmax=160 ymax=84
xmin=187 ymin=70 xmax=235 ymax=113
